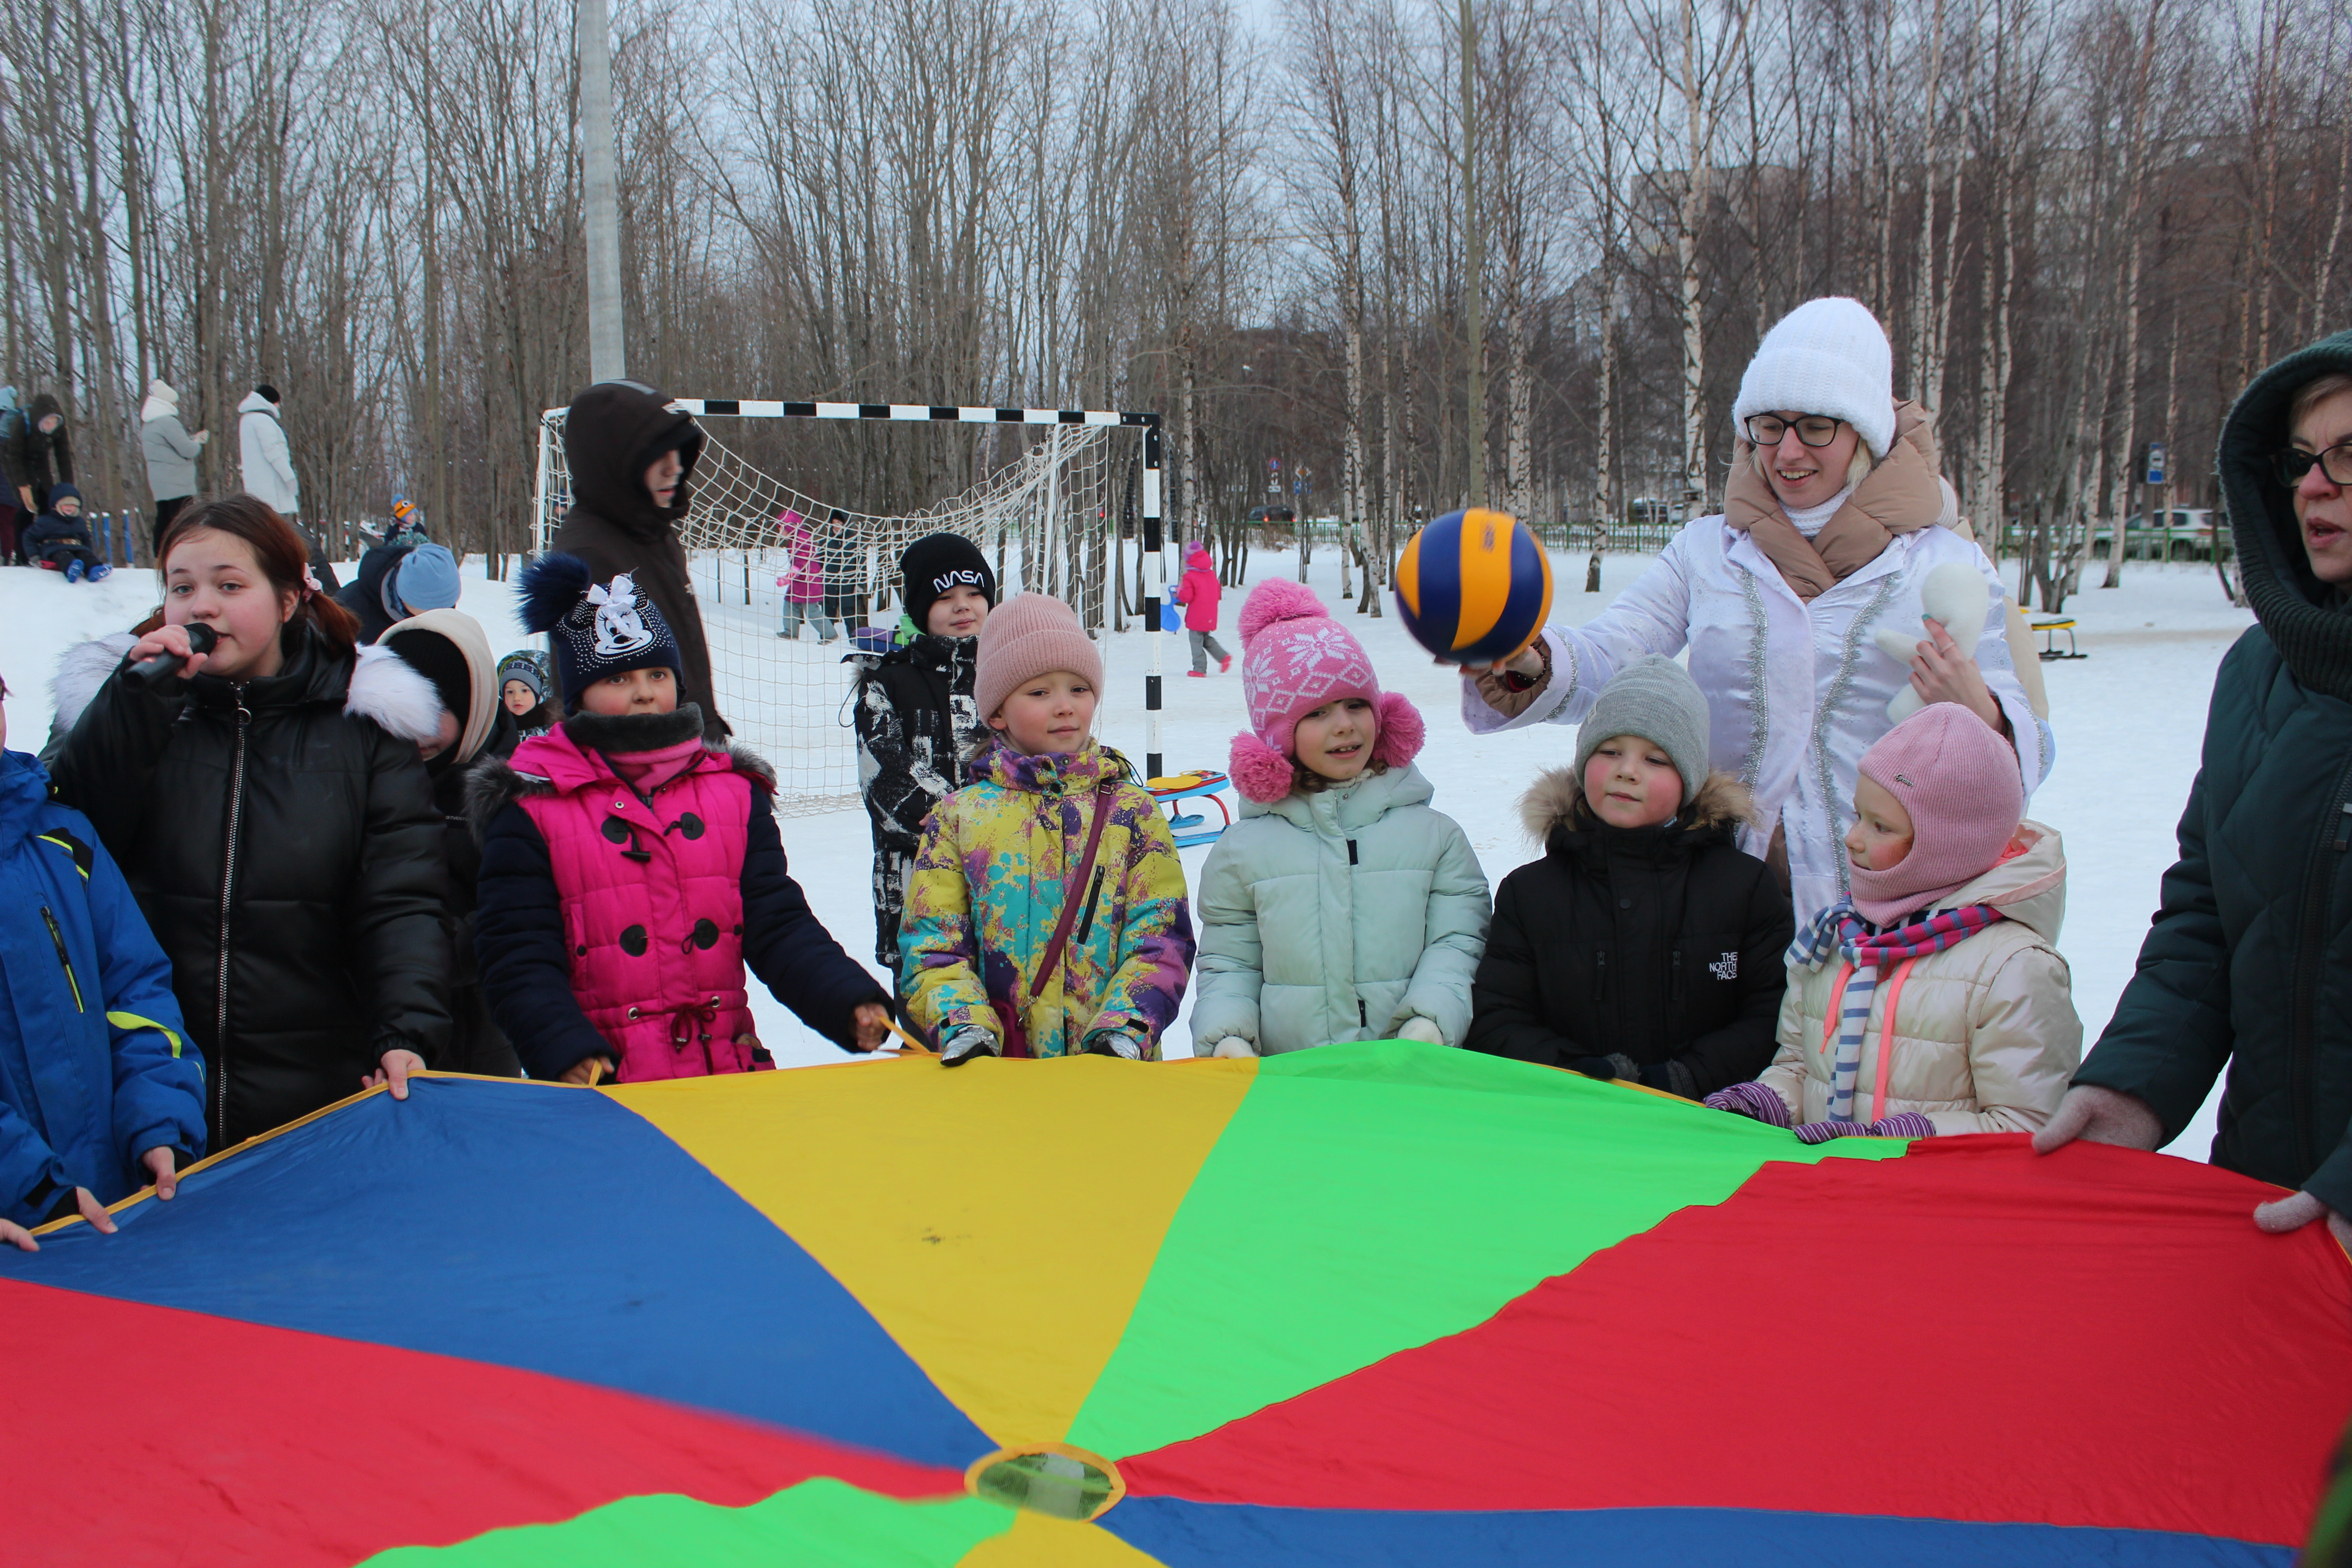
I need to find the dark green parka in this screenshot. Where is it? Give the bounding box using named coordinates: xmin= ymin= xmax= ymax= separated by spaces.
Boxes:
xmin=2075 ymin=328 xmax=2352 ymax=1211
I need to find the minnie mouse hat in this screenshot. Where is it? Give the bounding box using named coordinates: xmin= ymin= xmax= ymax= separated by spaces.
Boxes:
xmin=517 ymin=551 xmax=684 ymax=711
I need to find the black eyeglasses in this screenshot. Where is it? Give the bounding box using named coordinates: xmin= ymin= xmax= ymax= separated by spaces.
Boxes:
xmin=1745 ymin=414 xmax=1845 ymax=448
xmin=2274 ymin=442 xmax=2352 ymax=488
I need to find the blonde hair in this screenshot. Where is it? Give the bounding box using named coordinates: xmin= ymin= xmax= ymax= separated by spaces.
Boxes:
xmin=2289 ymin=372 xmax=2352 ymax=431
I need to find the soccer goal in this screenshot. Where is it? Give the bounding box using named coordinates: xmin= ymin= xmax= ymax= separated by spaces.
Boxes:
xmin=533 ymin=400 xmax=1167 ymax=816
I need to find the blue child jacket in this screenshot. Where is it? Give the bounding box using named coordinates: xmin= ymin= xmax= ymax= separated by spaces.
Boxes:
xmin=0 ymin=747 xmax=204 ymax=1225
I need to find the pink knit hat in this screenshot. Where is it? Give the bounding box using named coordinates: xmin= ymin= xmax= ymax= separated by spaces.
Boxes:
xmin=1228 ymin=579 xmax=1425 ymax=803
xmin=975 ymin=593 xmax=1104 ymax=721
xmin=1849 ymin=702 xmax=2025 ymax=924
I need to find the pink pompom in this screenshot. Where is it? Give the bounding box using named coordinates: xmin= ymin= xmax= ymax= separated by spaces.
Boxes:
xmin=1371 ymin=690 xmax=1426 ymax=770
xmin=1229 ymin=732 xmax=1299 ymax=804
xmin=1238 ymin=578 xmax=1330 ymax=647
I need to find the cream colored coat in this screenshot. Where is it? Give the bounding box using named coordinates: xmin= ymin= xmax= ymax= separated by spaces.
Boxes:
xmin=1759 ymin=822 xmax=2081 ymax=1134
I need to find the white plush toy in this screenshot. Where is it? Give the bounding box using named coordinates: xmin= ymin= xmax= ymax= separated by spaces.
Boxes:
xmin=1871 ymin=560 xmax=1991 ymax=725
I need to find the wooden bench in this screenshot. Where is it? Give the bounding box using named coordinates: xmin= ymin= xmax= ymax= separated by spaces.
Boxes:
xmin=2033 ymin=619 xmax=2086 ymax=661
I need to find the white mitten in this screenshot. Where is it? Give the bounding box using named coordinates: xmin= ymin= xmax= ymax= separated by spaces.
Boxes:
xmin=1873 ymin=561 xmax=1991 ymax=724
xmin=1396 ymin=1016 xmax=1446 ymax=1045
xmin=1210 ymin=1036 xmax=1256 ymax=1059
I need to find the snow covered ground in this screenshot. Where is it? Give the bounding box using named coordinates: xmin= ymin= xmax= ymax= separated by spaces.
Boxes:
xmin=0 ymin=549 xmax=2249 ymax=1158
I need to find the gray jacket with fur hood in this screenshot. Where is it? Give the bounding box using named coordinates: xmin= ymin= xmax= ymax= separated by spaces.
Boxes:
xmin=48 ymin=624 xmax=452 ymax=1150
xmin=1193 ymin=761 xmax=1490 ymax=1055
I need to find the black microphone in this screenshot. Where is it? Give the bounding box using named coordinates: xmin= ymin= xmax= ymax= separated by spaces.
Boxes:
xmin=126 ymin=623 xmax=218 ymax=687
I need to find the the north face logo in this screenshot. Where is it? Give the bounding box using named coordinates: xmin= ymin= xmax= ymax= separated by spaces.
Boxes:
xmin=1707 ymin=952 xmax=1739 ymax=980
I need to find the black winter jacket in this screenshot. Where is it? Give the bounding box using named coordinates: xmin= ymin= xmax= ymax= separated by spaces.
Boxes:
xmin=22 ymin=506 xmax=92 ymax=561
xmin=2075 ymin=328 xmax=2352 ymax=1211
xmin=850 ymin=632 xmax=985 ymax=967
xmin=2 ymin=392 xmax=73 ymax=499
xmin=1465 ymin=770 xmax=1793 ymax=1098
xmin=48 ymin=624 xmax=454 ymax=1149
xmin=430 ymin=707 xmax=524 ymax=1077
xmin=548 ymin=382 xmax=727 ymax=740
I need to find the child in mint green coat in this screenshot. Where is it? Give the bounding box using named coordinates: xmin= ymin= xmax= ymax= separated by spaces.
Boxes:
xmin=1192 ymin=582 xmax=1489 ymax=1058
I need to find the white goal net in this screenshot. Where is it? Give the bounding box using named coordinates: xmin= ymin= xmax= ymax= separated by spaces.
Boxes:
xmin=533 ymin=405 xmax=1157 ymax=815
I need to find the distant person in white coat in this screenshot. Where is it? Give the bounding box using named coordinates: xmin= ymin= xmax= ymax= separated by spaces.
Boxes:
xmin=238 ymin=382 xmax=338 ymax=590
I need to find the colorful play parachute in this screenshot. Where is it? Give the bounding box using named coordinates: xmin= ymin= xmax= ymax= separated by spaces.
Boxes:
xmin=6 ymin=1041 xmax=2348 ymax=1565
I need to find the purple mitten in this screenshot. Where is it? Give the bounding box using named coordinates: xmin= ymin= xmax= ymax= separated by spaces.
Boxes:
xmin=1791 ymin=1119 xmax=1856 ymax=1145
xmin=1703 ymin=1082 xmax=1793 ymax=1128
xmin=1866 ymin=1112 xmax=1936 ymax=1139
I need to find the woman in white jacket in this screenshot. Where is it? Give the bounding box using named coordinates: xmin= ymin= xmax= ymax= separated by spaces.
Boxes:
xmin=1462 ymin=298 xmax=2048 ymax=927
xmin=238 ymin=384 xmax=300 ymax=517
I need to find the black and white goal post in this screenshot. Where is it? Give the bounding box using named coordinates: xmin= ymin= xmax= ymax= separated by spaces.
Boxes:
xmin=532 ymin=399 xmax=1170 ymax=811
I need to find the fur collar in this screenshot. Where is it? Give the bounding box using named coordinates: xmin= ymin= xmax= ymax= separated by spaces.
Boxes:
xmin=558 ymin=704 xmax=707 ymax=754
xmin=50 ymin=634 xmax=138 ymax=735
xmin=49 ymin=633 xmax=439 ymax=746
xmin=463 ymin=724 xmax=778 ymax=842
xmin=347 ymin=643 xmax=444 ymax=744
xmin=1520 ymin=766 xmax=1758 ymax=844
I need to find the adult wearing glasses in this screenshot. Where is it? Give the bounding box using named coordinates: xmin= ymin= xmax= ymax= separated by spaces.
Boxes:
xmin=2038 ymin=329 xmax=2352 ymax=1251
xmin=1462 ymin=297 xmax=2046 ymax=926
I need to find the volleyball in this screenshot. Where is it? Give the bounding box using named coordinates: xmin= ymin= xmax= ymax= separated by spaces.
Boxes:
xmin=1393 ymin=508 xmax=1555 ymax=665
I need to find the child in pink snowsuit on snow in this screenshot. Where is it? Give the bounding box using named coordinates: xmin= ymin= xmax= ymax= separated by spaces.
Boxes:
xmin=472 ymin=554 xmax=889 ymax=1083
xmin=1175 ymin=542 xmax=1230 ymax=676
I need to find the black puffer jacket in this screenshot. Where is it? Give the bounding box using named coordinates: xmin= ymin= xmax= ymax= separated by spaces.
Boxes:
xmin=1 ymin=392 xmax=73 ymax=501
xmin=48 ymin=623 xmax=453 ymax=1149
xmin=850 ymin=632 xmax=985 ymax=967
xmin=2075 ymin=328 xmax=2352 ymax=1211
xmin=1465 ymin=769 xmax=1794 ymax=1098
xmin=548 ymin=382 xmax=726 ymax=740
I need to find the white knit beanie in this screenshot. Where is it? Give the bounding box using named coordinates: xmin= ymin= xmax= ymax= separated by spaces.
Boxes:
xmin=1731 ymin=298 xmax=1896 ymax=459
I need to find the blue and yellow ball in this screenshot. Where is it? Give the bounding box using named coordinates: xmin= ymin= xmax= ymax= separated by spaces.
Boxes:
xmin=1394 ymin=508 xmax=1554 ymax=664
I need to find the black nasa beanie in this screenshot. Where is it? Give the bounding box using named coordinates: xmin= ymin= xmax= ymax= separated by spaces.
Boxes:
xmin=899 ymin=532 xmax=997 ymax=632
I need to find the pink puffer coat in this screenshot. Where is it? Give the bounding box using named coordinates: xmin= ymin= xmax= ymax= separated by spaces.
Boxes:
xmin=776 ymin=512 xmax=824 ymax=604
xmin=510 ymin=724 xmax=766 ymax=1081
xmin=1176 ymin=544 xmax=1222 ymax=632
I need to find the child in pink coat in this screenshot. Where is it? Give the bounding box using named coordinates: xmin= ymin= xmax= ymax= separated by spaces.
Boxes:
xmin=1175 ymin=542 xmax=1230 ymax=676
xmin=473 ymin=554 xmax=888 ymax=1082
xmin=775 ymin=509 xmax=838 ymax=642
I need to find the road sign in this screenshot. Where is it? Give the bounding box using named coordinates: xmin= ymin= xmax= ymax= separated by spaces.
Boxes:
xmin=2145 ymin=441 xmax=2167 ymax=486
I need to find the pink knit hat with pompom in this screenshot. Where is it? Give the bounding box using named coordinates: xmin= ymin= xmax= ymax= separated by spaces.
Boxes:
xmin=1848 ymin=702 xmax=2025 ymax=924
xmin=1228 ymin=579 xmax=1425 ymax=803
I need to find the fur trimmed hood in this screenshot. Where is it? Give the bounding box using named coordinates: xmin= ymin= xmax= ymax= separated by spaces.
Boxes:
xmin=1520 ymin=766 xmax=1759 ymax=845
xmin=47 ymin=632 xmax=441 ymax=747
xmin=346 ymin=643 xmax=445 ymax=745
xmin=49 ymin=633 xmax=138 ymax=736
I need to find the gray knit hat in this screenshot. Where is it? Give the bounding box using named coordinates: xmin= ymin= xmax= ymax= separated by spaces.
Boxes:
xmin=1573 ymin=655 xmax=1713 ymax=807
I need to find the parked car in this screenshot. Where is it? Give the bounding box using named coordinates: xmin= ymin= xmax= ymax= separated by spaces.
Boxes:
xmin=2089 ymin=507 xmax=2222 ymax=561
xmin=1246 ymin=505 xmax=1298 ymax=524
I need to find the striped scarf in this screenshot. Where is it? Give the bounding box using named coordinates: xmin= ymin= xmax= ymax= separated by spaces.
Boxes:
xmin=1788 ymin=899 xmax=2004 ymax=1123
